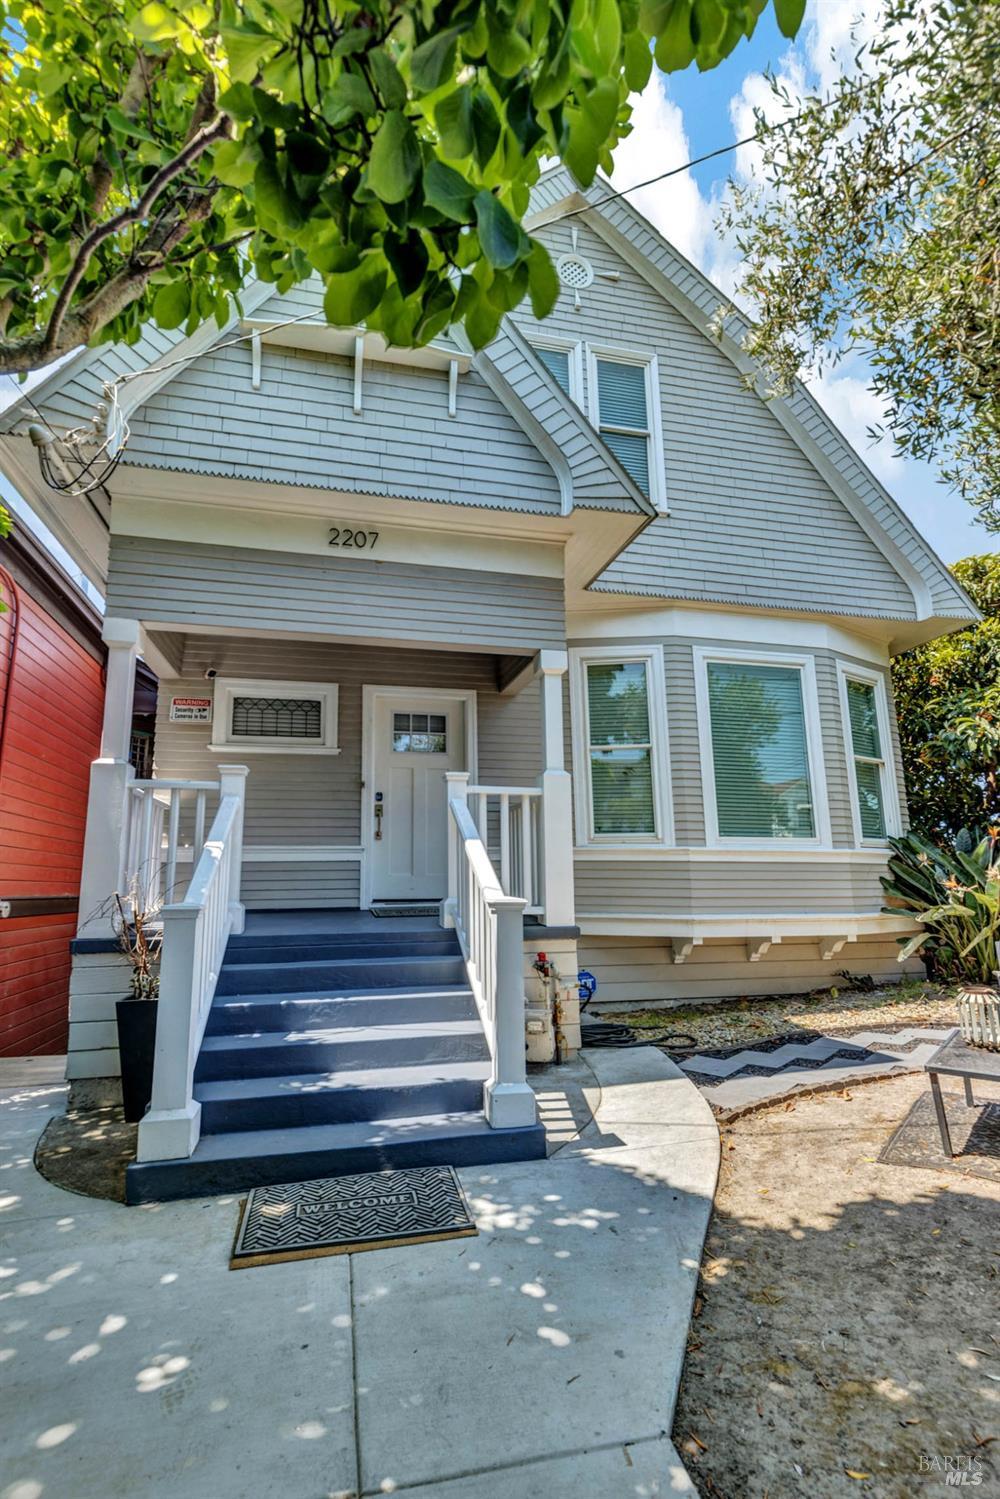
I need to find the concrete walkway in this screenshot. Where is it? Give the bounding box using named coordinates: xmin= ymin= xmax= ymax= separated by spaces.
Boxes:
xmin=0 ymin=1049 xmax=718 ymax=1499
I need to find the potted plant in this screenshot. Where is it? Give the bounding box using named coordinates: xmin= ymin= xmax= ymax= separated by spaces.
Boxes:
xmin=112 ymin=889 xmax=162 ymax=1123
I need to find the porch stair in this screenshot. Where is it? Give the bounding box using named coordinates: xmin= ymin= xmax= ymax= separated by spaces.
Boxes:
xmin=125 ymin=919 xmax=546 ymax=1203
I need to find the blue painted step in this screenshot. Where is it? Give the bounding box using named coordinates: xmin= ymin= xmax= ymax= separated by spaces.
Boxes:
xmin=125 ymin=1112 xmax=547 ymax=1204
xmin=215 ymin=953 xmax=468 ymax=997
xmin=205 ymin=985 xmax=477 ymax=1036
xmin=221 ymin=933 xmax=462 ymax=964
xmin=194 ymin=1019 xmax=489 ymax=1082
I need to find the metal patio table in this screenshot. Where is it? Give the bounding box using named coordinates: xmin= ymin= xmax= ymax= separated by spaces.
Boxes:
xmin=923 ymin=1028 xmax=1000 ymax=1158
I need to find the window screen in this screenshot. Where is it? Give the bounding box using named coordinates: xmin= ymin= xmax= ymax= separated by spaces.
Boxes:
xmin=586 ymin=661 xmax=655 ymax=835
xmin=231 ymin=696 xmax=322 ymax=739
xmin=535 ymin=345 xmax=572 ymax=395
xmin=846 ymin=679 xmax=886 ymax=838
xmin=706 ymin=662 xmax=815 ymax=839
xmin=596 ymin=358 xmax=651 ymax=496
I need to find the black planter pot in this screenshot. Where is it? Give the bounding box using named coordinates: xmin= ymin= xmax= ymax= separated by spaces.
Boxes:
xmin=115 ymin=997 xmax=159 ymax=1124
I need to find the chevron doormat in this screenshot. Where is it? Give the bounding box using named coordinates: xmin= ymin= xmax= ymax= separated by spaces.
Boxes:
xmin=230 ymin=1166 xmax=477 ymax=1269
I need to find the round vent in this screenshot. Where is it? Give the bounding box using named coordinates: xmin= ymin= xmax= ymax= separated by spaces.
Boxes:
xmin=556 ymin=253 xmax=594 ymax=290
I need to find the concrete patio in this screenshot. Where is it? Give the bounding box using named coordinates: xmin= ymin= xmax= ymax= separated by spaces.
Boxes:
xmin=0 ymin=1047 xmax=719 ymax=1499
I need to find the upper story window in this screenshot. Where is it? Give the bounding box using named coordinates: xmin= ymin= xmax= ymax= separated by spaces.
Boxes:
xmin=838 ymin=664 xmax=899 ymax=843
xmin=570 ymin=645 xmax=672 ymax=846
xmin=209 ymin=678 xmax=341 ymax=754
xmin=695 ymin=649 xmax=831 ymax=846
xmin=586 ymin=346 xmax=666 ymax=511
xmin=529 ymin=337 xmax=581 ymax=402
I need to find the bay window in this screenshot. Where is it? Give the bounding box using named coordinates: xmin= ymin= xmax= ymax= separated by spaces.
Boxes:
xmin=572 ymin=647 xmax=671 ymax=845
xmin=839 ymin=665 xmax=898 ymax=842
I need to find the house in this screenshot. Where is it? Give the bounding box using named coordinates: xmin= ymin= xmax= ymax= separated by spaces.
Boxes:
xmin=0 ymin=166 xmax=976 ymax=1199
xmin=0 ymin=519 xmax=155 ymax=1055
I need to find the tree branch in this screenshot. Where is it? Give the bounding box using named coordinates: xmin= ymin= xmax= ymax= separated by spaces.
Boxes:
xmin=43 ymin=112 xmax=233 ymax=356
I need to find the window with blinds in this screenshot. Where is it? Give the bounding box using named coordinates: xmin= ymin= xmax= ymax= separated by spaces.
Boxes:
xmin=534 ymin=344 xmax=572 ymax=395
xmin=845 ymin=678 xmax=887 ymax=839
xmin=586 ymin=660 xmax=656 ymax=835
xmin=706 ymin=661 xmax=815 ymax=839
xmin=594 ymin=356 xmax=652 ymax=497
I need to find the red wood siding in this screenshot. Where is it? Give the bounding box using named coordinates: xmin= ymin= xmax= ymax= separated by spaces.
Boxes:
xmin=0 ymin=579 xmax=104 ymax=1054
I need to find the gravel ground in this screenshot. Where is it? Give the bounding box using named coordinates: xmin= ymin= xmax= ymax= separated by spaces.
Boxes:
xmin=612 ymin=981 xmax=959 ymax=1051
xmin=672 ymin=1073 xmax=1000 ymax=1498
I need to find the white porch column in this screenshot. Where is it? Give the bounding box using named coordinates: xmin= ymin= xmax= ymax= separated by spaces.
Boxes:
xmin=484 ymin=895 xmax=537 ymax=1128
xmin=77 ymin=618 xmax=140 ymax=936
xmin=218 ymin=764 xmax=248 ymax=934
xmin=536 ymin=649 xmax=575 ymax=928
xmin=441 ymin=770 xmax=470 ymax=928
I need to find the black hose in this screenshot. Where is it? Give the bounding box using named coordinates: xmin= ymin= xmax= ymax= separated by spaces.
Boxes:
xmin=580 ymin=1019 xmax=699 ymax=1051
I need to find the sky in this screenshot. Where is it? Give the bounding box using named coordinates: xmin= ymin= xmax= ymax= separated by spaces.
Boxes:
xmin=609 ymin=0 xmax=998 ymax=566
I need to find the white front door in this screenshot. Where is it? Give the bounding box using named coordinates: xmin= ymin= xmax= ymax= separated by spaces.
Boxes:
xmin=370 ymin=694 xmax=469 ymax=901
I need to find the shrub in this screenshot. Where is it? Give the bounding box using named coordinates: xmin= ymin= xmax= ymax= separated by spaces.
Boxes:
xmin=881 ymin=831 xmax=1000 ymax=983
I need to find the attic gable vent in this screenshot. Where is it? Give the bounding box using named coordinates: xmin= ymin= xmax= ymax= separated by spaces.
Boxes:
xmin=557 ymin=254 xmax=594 ymax=290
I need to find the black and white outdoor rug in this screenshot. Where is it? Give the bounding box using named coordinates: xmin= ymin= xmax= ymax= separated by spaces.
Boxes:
xmin=230 ymin=1165 xmax=477 ymax=1269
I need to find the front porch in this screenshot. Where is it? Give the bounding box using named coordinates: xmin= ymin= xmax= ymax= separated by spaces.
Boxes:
xmin=71 ymin=619 xmax=580 ymax=1195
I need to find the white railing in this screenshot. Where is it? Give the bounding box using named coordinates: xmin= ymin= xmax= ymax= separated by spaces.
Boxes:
xmin=465 ymin=784 xmax=543 ymax=915
xmin=444 ymin=793 xmax=536 ymax=1130
xmin=125 ymin=778 xmax=219 ymax=908
xmin=136 ymin=765 xmax=247 ymax=1163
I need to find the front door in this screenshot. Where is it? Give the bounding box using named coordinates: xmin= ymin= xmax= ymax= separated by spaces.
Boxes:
xmin=370 ymin=694 xmax=469 ymax=901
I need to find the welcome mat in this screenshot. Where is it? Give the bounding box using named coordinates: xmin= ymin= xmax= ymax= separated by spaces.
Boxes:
xmin=230 ymin=1165 xmax=478 ymax=1269
xmin=878 ymin=1089 xmax=1000 ymax=1184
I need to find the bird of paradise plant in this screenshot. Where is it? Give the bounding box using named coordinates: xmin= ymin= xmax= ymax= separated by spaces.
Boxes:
xmin=881 ymin=829 xmax=1000 ymax=983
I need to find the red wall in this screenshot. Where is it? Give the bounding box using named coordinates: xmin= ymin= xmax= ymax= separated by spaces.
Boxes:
xmin=0 ymin=578 xmax=104 ymax=1054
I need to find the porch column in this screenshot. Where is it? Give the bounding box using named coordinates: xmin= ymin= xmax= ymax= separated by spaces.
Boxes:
xmin=536 ymin=649 xmax=575 ymax=928
xmin=77 ymin=617 xmax=140 ymax=937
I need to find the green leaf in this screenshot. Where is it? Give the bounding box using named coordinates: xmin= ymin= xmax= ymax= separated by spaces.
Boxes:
xmin=410 ymin=27 xmax=463 ymax=94
xmin=475 ymin=191 xmax=524 ymax=270
xmin=593 ymin=0 xmax=623 ymax=70
xmin=773 ymin=0 xmax=807 ymax=39
xmin=368 ymin=49 xmax=407 ymax=109
xmin=213 ymin=138 xmax=259 ymax=188
xmin=526 ymin=240 xmax=559 ymax=319
xmin=653 ymin=0 xmax=695 ymax=72
xmin=33 ymin=60 xmax=72 ymax=96
xmin=285 ymin=130 xmax=330 ymax=193
xmin=435 ymin=87 xmax=474 ymax=159
xmin=505 ymin=83 xmax=545 ymax=154
xmin=153 ymin=279 xmax=191 ymax=330
xmin=105 ymin=105 xmax=160 ymax=144
xmin=623 ymin=31 xmax=653 ymax=91
xmin=323 ymin=256 xmax=388 ymax=326
xmin=368 ymin=110 xmax=420 ymax=203
xmin=219 ymin=82 xmax=257 ymax=120
xmin=253 ymin=159 xmax=304 ymax=229
xmin=131 ymin=2 xmax=182 ymax=43
xmin=470 ymin=89 xmax=501 ymax=169
xmin=486 ymin=14 xmax=532 ymax=77
xmin=322 ymin=70 xmax=375 ymax=125
xmin=220 ymin=24 xmax=281 ymax=83
xmin=423 ymin=160 xmax=476 ymax=222
xmin=384 ymin=229 xmax=430 ymax=298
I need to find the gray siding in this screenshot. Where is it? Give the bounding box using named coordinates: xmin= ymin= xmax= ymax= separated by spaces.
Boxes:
xmin=152 ymin=634 xmax=542 ymax=903
xmin=125 ymin=337 xmax=565 ymax=513
xmin=573 ymin=858 xmax=887 ymax=916
xmin=514 ymin=212 xmax=920 ymax=621
xmin=108 ymin=535 xmax=565 ymax=653
xmin=577 ymin=935 xmax=920 ymax=1006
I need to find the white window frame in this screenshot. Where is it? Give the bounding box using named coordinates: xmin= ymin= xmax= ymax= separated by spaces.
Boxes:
xmin=570 ymin=643 xmax=673 ymax=848
xmin=585 ymin=342 xmax=667 ymax=512
xmin=693 ymin=647 xmax=833 ymax=849
xmin=836 ymin=661 xmax=901 ymax=845
xmin=208 ymin=678 xmax=341 ymax=754
xmin=529 ymin=334 xmax=583 ymax=407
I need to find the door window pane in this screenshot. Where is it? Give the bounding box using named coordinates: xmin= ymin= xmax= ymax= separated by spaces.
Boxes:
xmin=393 ymin=711 xmax=447 ymax=753
xmin=586 ymin=661 xmax=656 ymax=835
xmin=706 ymin=662 xmax=815 ymax=839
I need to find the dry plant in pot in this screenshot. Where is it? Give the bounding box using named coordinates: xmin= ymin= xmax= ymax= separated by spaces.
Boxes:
xmin=112 ymin=886 xmax=162 ymax=1123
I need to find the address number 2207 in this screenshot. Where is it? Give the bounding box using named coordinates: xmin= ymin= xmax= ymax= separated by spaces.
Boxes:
xmin=329 ymin=527 xmax=379 ymax=550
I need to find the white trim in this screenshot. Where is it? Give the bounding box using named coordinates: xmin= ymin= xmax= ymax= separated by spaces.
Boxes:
xmin=569 ymin=643 xmax=673 ymax=848
xmin=585 ymin=342 xmax=668 ymax=513
xmin=359 ymin=686 xmax=478 ymax=910
xmin=693 ymin=646 xmax=833 ymax=849
xmin=836 ymin=661 xmax=902 ymax=846
xmin=576 ymin=911 xmax=916 ymax=939
xmin=525 ymin=333 xmax=584 ymax=408
xmin=565 ymin=606 xmax=891 ymax=663
xmin=208 ymin=677 xmax=340 ymax=752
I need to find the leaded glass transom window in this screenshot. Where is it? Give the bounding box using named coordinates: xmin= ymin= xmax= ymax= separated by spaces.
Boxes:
xmin=393 ymin=712 xmax=447 ymax=753
xmin=231 ymin=695 xmax=322 ymax=739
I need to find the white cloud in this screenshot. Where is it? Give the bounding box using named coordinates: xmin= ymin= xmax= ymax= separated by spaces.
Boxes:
xmin=610 ymin=75 xmax=714 ymax=270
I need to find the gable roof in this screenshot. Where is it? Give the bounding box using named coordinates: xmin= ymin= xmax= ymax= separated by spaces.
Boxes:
xmin=527 ymin=166 xmax=978 ymax=628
